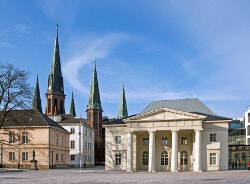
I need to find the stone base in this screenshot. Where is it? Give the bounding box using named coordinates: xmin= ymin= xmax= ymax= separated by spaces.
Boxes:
xmin=30 ymin=160 xmax=38 ymax=170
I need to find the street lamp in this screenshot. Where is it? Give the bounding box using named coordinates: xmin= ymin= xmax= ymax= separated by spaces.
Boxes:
xmin=79 ymin=119 xmax=82 ymax=172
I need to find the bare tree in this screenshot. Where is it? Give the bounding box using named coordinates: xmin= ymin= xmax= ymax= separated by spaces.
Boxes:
xmin=0 ymin=63 xmax=32 ymax=129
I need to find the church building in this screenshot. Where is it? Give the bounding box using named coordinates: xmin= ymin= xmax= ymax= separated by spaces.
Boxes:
xmin=104 ymin=98 xmax=231 ymax=172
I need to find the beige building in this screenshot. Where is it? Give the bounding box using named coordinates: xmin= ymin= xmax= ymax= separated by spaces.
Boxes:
xmin=0 ymin=110 xmax=70 ymax=169
xmin=104 ymin=98 xmax=231 ymax=172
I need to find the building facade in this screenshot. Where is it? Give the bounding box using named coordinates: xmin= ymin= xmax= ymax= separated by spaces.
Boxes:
xmin=228 ymin=116 xmax=250 ymax=169
xmin=54 ymin=115 xmax=95 ymax=168
xmin=104 ymin=98 xmax=231 ymax=172
xmin=245 ymin=109 xmax=250 ymax=145
xmin=0 ymin=110 xmax=70 ymax=169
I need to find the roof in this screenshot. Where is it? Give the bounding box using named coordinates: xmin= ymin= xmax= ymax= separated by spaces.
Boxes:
xmin=142 ymin=98 xmax=215 ymax=115
xmin=102 ymin=115 xmax=136 ymax=126
xmin=49 ymin=114 xmax=94 ymax=130
xmin=3 ymin=109 xmax=68 ymax=133
xmin=193 ymin=112 xmax=232 ymax=121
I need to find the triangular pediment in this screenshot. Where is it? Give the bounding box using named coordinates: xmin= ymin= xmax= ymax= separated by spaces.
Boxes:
xmin=125 ymin=108 xmax=206 ymax=122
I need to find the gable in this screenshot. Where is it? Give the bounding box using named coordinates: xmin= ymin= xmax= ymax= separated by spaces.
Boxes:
xmin=124 ymin=108 xmax=206 ymax=122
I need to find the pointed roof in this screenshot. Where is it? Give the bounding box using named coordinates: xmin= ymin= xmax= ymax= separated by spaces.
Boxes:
xmin=70 ymin=92 xmax=76 ymax=117
xmin=47 ymin=24 xmax=64 ymax=94
xmin=118 ymin=85 xmax=128 ymax=119
xmin=87 ymin=62 xmax=102 ymax=111
xmin=32 ymin=76 xmax=42 ymax=113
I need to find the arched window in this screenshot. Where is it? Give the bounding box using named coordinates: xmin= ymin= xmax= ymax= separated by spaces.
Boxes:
xmin=48 ymin=99 xmax=51 ymax=113
xmin=54 ymin=98 xmax=57 ymax=114
xmin=161 ymin=151 xmax=168 ymax=165
xmin=60 ymin=100 xmax=64 ymax=113
xmin=180 ymin=151 xmax=187 ymax=165
xmin=142 ymin=151 xmax=149 ymax=165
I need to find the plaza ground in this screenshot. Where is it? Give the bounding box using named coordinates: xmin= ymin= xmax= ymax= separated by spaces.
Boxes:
xmin=0 ymin=167 xmax=250 ymax=184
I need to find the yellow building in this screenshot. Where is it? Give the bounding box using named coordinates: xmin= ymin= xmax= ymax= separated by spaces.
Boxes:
xmin=0 ymin=110 xmax=70 ymax=169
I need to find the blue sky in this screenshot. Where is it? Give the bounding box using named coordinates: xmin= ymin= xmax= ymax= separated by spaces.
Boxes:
xmin=1 ymin=0 xmax=250 ymax=119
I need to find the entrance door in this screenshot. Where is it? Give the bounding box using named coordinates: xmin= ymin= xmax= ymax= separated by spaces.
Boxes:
xmin=142 ymin=151 xmax=149 ymax=170
xmin=180 ymin=151 xmax=188 ymax=171
xmin=161 ymin=151 xmax=168 ymax=170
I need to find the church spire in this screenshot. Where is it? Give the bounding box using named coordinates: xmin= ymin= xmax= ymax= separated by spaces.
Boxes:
xmin=45 ymin=25 xmax=65 ymax=115
xmin=87 ymin=62 xmax=102 ymax=111
xmin=47 ymin=24 xmax=64 ymax=94
xmin=32 ymin=75 xmax=42 ymax=113
xmin=70 ymin=92 xmax=76 ymax=117
xmin=118 ymin=84 xmax=128 ymax=119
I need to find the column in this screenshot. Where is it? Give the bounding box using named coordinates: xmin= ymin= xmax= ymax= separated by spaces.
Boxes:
xmin=194 ymin=130 xmax=202 ymax=172
xmin=126 ymin=131 xmax=133 ymax=172
xmin=148 ymin=131 xmax=156 ymax=172
xmin=171 ymin=130 xmax=178 ymax=172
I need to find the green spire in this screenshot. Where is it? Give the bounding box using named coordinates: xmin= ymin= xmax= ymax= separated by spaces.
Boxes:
xmin=87 ymin=62 xmax=102 ymax=110
xmin=32 ymin=75 xmax=42 ymax=113
xmin=47 ymin=24 xmax=64 ymax=94
xmin=118 ymin=84 xmax=128 ymax=119
xmin=70 ymin=92 xmax=76 ymax=117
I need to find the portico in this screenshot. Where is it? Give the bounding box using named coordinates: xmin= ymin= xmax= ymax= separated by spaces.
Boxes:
xmin=104 ymin=98 xmax=231 ymax=172
xmin=126 ymin=128 xmax=203 ymax=172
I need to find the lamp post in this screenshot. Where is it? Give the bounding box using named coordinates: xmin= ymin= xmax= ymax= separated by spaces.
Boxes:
xmin=79 ymin=119 xmax=82 ymax=172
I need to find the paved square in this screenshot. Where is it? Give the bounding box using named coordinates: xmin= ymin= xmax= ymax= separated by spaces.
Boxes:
xmin=1 ymin=168 xmax=250 ymax=184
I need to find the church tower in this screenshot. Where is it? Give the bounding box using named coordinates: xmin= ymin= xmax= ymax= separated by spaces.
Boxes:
xmin=45 ymin=25 xmax=65 ymax=115
xmin=118 ymin=84 xmax=128 ymax=119
xmin=32 ymin=75 xmax=42 ymax=113
xmin=86 ymin=62 xmax=104 ymax=164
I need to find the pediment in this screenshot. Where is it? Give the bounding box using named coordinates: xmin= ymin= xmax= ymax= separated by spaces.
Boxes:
xmin=125 ymin=108 xmax=205 ymax=122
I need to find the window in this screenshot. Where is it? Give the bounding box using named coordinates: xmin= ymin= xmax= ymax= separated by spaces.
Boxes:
xmin=180 ymin=151 xmax=187 ymax=165
xmin=22 ymin=132 xmax=28 ymax=144
xmin=142 ymin=151 xmax=149 ymax=165
xmin=242 ymin=152 xmax=246 ymax=160
xmin=143 ymin=138 xmax=149 ymax=145
xmin=70 ymin=128 xmax=75 ymax=134
xmin=70 ymin=140 xmax=75 ymax=149
xmin=85 ymin=129 xmax=88 ymax=136
xmin=235 ymin=153 xmax=239 ymax=160
xmin=90 ymin=131 xmax=92 ymax=138
xmin=9 ymin=152 xmax=15 ymax=161
xmin=9 ymin=132 xmax=15 ymax=143
xmin=161 ymin=151 xmax=168 ymax=165
xmin=22 ymin=152 xmax=28 ymax=161
xmin=56 ymin=153 xmax=59 ymax=161
xmin=115 ymin=136 xmax=121 ymax=144
xmin=115 ymin=153 xmax=121 ymax=165
xmin=161 ymin=137 xmax=168 ymax=145
xmin=61 ymin=135 xmax=64 ymax=146
xmin=210 ymin=153 xmax=216 ymax=165
xmin=181 ymin=137 xmax=187 ymax=145
xmin=56 ymin=134 xmax=59 ymax=145
xmin=210 ymin=134 xmax=216 ymax=142
xmin=71 ymin=155 xmax=75 ymax=161
xmin=61 ymin=154 xmax=64 ymax=162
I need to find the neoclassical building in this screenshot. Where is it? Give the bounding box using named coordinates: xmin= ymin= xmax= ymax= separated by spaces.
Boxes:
xmin=104 ymin=98 xmax=231 ymax=172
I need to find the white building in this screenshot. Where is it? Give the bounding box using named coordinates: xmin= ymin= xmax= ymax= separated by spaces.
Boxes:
xmin=244 ymin=109 xmax=250 ymax=145
xmin=103 ymin=98 xmax=231 ymax=172
xmin=52 ymin=115 xmax=95 ymax=168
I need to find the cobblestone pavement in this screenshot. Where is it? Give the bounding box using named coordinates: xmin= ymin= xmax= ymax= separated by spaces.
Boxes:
xmin=0 ymin=167 xmax=250 ymax=184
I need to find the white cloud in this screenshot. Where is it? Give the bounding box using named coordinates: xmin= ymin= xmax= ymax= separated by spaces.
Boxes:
xmin=62 ymin=33 xmax=131 ymax=96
